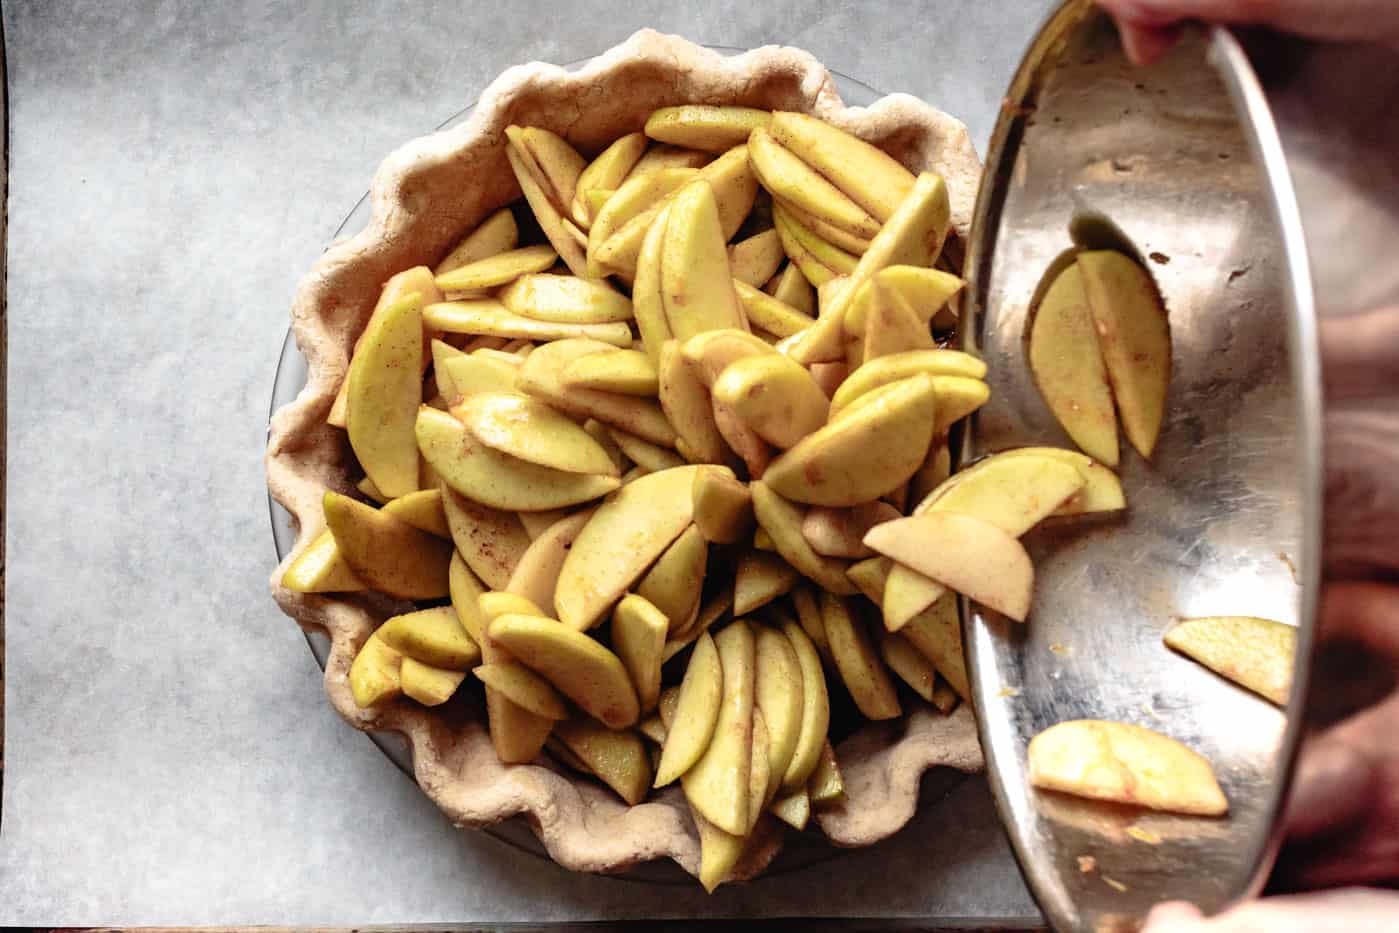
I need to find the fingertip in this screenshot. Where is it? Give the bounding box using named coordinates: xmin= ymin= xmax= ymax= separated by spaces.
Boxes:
xmin=1143 ymin=900 xmax=1206 ymax=931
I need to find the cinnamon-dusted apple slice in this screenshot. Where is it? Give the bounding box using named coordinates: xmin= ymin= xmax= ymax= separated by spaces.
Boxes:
xmin=1164 ymin=616 xmax=1295 ymax=705
xmin=488 ymin=613 xmax=640 ymax=729
xmin=646 ymin=105 xmax=771 ymax=151
xmin=344 ymin=291 xmax=425 ymax=499
xmin=322 ymin=492 xmax=452 ymax=600
xmin=655 ymin=630 xmax=724 ymax=787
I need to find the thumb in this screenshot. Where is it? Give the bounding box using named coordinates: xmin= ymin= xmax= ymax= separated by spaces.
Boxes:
xmin=1145 ymin=888 xmax=1399 ymax=931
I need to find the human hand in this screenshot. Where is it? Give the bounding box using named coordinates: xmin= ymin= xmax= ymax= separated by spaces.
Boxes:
xmin=1096 ymin=0 xmax=1399 ymax=64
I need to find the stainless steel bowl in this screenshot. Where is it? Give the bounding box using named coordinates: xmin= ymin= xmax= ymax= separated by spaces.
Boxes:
xmin=961 ymin=2 xmax=1323 ymax=930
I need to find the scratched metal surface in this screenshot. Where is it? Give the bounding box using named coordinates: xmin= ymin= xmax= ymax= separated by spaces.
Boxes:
xmin=962 ymin=5 xmax=1321 ymax=931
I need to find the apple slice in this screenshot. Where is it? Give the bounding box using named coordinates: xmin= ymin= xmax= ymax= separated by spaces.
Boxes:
xmin=866 ymin=512 xmax=1034 ymax=622
xmin=488 ymin=613 xmax=639 ymax=729
xmin=780 ymin=621 xmax=830 ymax=792
xmin=322 ymin=492 xmax=452 ymax=600
xmin=661 ymin=180 xmax=748 ymax=340
xmin=749 ymin=482 xmax=857 ymax=596
xmin=439 ymin=484 xmax=531 ymax=590
xmin=435 ymin=208 xmax=519 ymax=277
xmin=733 ymin=551 xmax=800 ymax=616
xmin=712 ymin=353 xmax=829 ymax=449
xmin=1164 ymin=616 xmax=1295 ymax=705
xmin=499 ymin=273 xmax=634 ymax=325
xmin=862 ymin=279 xmax=934 ymax=362
xmin=728 ymin=229 xmax=786 ymax=287
xmin=754 ymin=626 xmax=804 ymax=805
xmin=682 ymin=621 xmax=756 ymax=836
xmin=558 ymin=348 xmax=657 ymax=395
xmin=571 ymin=132 xmax=647 ymax=227
xmin=822 ymin=593 xmax=901 ymax=720
xmin=517 ymin=338 xmax=677 ymax=446
xmin=345 ymin=292 xmax=424 ymax=500
xmin=1029 ymin=720 xmax=1228 ymax=816
xmin=879 ymin=630 xmax=937 ymax=703
xmin=416 ymin=407 xmax=620 ymax=512
xmin=1078 ymin=250 xmax=1171 ymax=460
xmin=658 ymin=339 xmax=728 ymax=464
xmin=348 ymin=634 xmax=403 ymax=708
xmin=400 ymin=658 xmax=467 ymax=706
xmin=899 ymin=595 xmax=969 ymax=701
xmin=749 ymin=128 xmax=880 ymax=240
xmin=377 ymin=606 xmax=480 ymax=670
xmin=646 ymin=105 xmax=771 ymax=152
xmin=473 ymin=662 xmax=568 ymax=720
xmin=552 ymin=717 xmax=652 ymax=805
xmin=768 ymin=111 xmax=915 ymax=222
xmin=691 ymin=470 xmax=753 ymax=544
xmin=505 ymin=509 xmax=593 ymax=614
xmin=612 ymin=594 xmax=669 ymax=713
xmin=1029 ymin=262 xmax=1119 ymax=466
xmin=802 ymin=501 xmax=900 ymax=560
xmin=655 ymin=630 xmax=724 ymax=787
xmin=555 ymin=465 xmax=730 ymax=629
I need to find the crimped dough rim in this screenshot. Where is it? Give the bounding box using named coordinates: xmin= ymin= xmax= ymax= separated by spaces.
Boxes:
xmin=265 ymin=28 xmax=985 ymax=882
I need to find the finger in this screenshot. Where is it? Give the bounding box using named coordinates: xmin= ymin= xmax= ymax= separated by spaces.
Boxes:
xmin=1099 ymin=0 xmax=1399 ymax=44
xmin=1169 ymin=888 xmax=1399 ymax=931
xmin=1283 ymin=729 xmax=1375 ymax=838
xmin=1118 ymin=21 xmax=1185 ymax=65
xmin=1320 ymin=582 xmax=1399 ymax=662
xmin=1143 ymin=900 xmax=1207 ymax=931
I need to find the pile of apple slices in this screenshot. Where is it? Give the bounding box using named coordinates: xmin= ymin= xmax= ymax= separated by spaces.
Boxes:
xmin=279 ymin=104 xmax=1138 ymax=888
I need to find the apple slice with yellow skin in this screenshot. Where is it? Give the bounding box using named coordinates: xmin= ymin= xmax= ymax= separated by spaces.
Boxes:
xmin=551 ymin=717 xmax=652 ymax=805
xmin=1164 ymin=616 xmax=1295 ymax=705
xmin=636 ymin=524 xmax=708 ymax=632
xmin=809 ymin=361 xmax=848 ymax=400
xmin=862 ymin=279 xmax=934 ymax=362
xmin=489 ymin=613 xmax=640 ymax=729
xmin=680 ymin=328 xmax=774 ymax=387
xmin=517 ymin=507 xmax=570 ymax=540
xmin=554 ymin=465 xmax=729 ymax=629
xmin=843 ymin=265 xmax=965 ymax=337
xmin=747 ymin=707 xmax=772 ymax=833
xmin=712 ymin=353 xmax=829 ymax=449
xmin=453 ymin=391 xmax=620 ymax=477
xmin=734 ymin=551 xmax=800 ymax=615
xmin=349 ymin=634 xmax=402 ymax=708
xmin=505 ymin=146 xmax=588 ymax=278
xmin=345 ymin=291 xmax=425 ymax=500
xmin=691 ymin=806 xmax=745 ymax=893
xmin=659 ymin=338 xmax=728 ymax=465
xmin=728 ymin=228 xmax=785 ymax=287
xmin=638 ymin=715 xmax=667 ymax=745
xmin=589 ymin=168 xmax=697 ymax=281
xmin=772 ymin=208 xmax=841 ymax=288
xmin=437 ymin=353 xmax=517 ymax=407
xmin=1078 ymin=250 xmax=1171 ymax=460
xmin=655 ymin=630 xmax=723 ymax=787
xmin=378 ymin=606 xmax=480 ymax=670
xmin=559 ymin=349 xmax=657 ymax=396
xmin=733 ymin=280 xmax=814 ymax=338
xmin=505 ymin=126 xmax=586 ymax=217
xmin=807 ymin=739 xmax=845 ymax=804
xmin=280 ymin=530 xmax=365 ymax=594
xmin=400 ymin=658 xmax=466 ymax=707
xmin=424 ymin=299 xmax=632 ymax=347
xmin=846 ymin=555 xmax=893 ymax=606
xmin=1029 ymin=261 xmax=1120 ymax=466
xmin=662 ymin=586 xmax=736 ymax=663
xmin=581 ymin=419 xmax=628 ymax=473
xmin=879 ymin=630 xmax=937 ymax=703
xmin=712 ymin=396 xmax=772 ymax=478
xmin=322 ymin=492 xmax=451 ymax=600
xmin=899 ymin=594 xmax=969 ymax=700
xmin=594 ymin=145 xmax=757 ymax=278
xmin=802 ymin=501 xmax=900 ymax=560
xmin=473 ymin=661 xmax=569 ymax=720
xmin=1029 ymin=720 xmax=1228 ymax=816
xmin=660 ymin=180 xmax=748 ymax=340
xmin=517 ymin=338 xmax=677 ymax=446
xmin=822 ymin=593 xmax=901 ymax=720
xmin=755 ymin=625 xmax=804 ymax=805
xmin=571 ymin=132 xmax=647 ymax=227
xmin=765 ymin=373 xmax=937 ymax=507
xmin=770 ymin=787 xmax=810 ymax=830
xmin=788 ymin=172 xmax=951 ymax=365
xmin=776 ymin=198 xmax=873 ymax=256
xmin=976 ymin=447 xmax=1124 ymax=515
xmin=772 ymin=202 xmax=859 ymax=276
xmin=372 ymin=488 xmax=449 ymax=539
xmin=435 ymin=208 xmax=519 ymax=276
xmin=505 ymin=509 xmax=593 ymax=614
xmin=749 ymin=128 xmax=880 ymax=240
xmin=910 ymin=444 xmax=952 ymax=505
xmin=750 ymin=482 xmax=858 ymax=596
xmin=789 ymin=587 xmax=830 ymax=660
xmin=434 ymin=244 xmax=559 ymax=293
xmin=431 ymin=337 xmax=468 ymax=390
xmin=691 ymin=470 xmax=753 ymax=544
xmin=607 ymin=425 xmax=686 ymax=472
xmin=682 ymin=621 xmax=755 ymax=835
xmin=476 ymin=592 xmax=553 ymax=764
xmin=931 ymin=376 xmax=991 ymax=435
xmin=630 ymin=144 xmax=712 ymax=174
xmin=867 ymin=512 xmax=1035 ymax=622
xmin=646 ymin=105 xmax=771 ymax=152
xmin=498 ymin=273 xmax=633 ymax=324
xmin=356 ymin=475 xmax=388 ymax=504
xmin=329 ymin=266 xmax=440 ymax=428
xmin=768 ymin=262 xmax=815 ymax=315
xmin=439 ymin=483 xmax=532 ymax=590
xmin=829 ymin=349 xmax=984 ymax=414
xmin=612 ymin=594 xmax=669 ymax=713
xmin=780 ymin=621 xmax=831 ymax=791
xmin=416 ymin=407 xmax=621 ymax=512
xmin=448 ymin=551 xmax=488 ymax=641
xmin=769 ymin=111 xmax=915 ymax=222
xmin=658 ymin=685 xmax=682 ymax=731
